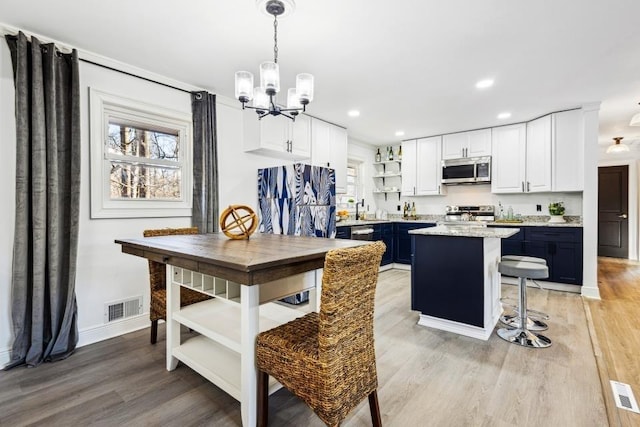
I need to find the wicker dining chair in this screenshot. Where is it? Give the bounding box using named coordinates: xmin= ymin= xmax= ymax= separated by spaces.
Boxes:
xmin=256 ymin=241 xmax=386 ymax=427
xmin=143 ymin=227 xmax=212 ymax=344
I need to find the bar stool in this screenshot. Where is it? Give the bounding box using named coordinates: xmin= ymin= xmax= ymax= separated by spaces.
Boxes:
xmin=497 ymin=260 xmax=551 ymax=348
xmin=500 ymin=255 xmax=549 ymax=331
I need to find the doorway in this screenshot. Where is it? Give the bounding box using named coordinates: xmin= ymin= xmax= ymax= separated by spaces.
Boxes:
xmin=598 ymin=165 xmax=629 ymax=258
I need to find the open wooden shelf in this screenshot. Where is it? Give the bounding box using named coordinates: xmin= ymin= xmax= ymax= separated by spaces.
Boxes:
xmin=174 ymin=299 xmax=306 ymax=354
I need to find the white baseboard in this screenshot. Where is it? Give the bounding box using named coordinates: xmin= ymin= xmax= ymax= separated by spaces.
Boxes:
xmin=0 ymin=315 xmax=151 ymax=369
xmin=0 ymin=347 xmax=10 ymax=368
xmin=77 ymin=314 xmax=150 ymax=348
xmin=581 ymin=285 xmax=601 ymax=299
xmin=417 ymin=314 xmax=495 ymax=341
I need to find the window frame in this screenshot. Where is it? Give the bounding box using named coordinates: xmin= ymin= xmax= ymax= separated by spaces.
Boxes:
xmin=89 ymin=88 xmax=193 ymax=218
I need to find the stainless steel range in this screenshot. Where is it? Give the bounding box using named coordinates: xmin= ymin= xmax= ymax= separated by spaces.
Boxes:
xmin=444 ymin=205 xmax=495 ymax=222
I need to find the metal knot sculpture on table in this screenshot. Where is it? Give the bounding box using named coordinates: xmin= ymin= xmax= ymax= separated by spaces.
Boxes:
xmin=220 ymin=205 xmax=258 ymax=240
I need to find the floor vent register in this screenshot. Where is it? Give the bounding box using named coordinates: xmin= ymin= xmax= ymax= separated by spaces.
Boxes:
xmin=610 ymin=380 xmax=640 ymax=414
xmin=104 ymin=296 xmax=143 ymax=323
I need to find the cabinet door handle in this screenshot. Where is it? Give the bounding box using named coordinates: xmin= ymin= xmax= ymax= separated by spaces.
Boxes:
xmin=414 ymin=186 xmax=416 ymax=195
xmin=521 ymin=181 xmax=525 ymax=192
xmin=618 ymin=213 xmax=628 ymax=219
xmin=527 ymin=181 xmax=530 ymax=192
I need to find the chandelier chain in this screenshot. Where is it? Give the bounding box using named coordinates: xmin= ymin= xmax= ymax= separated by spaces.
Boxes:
xmin=273 ymin=16 xmax=278 ymax=64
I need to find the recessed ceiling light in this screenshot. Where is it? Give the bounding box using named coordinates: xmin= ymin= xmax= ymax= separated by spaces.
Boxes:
xmin=475 ymin=79 xmax=494 ymax=89
xmin=497 ymin=112 xmax=511 ymax=119
xmin=348 ymin=110 xmax=360 ymax=117
xmin=395 ymin=130 xmax=405 ymax=137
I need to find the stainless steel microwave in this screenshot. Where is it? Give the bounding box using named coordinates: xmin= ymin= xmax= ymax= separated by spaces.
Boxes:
xmin=441 ymin=156 xmax=491 ymax=185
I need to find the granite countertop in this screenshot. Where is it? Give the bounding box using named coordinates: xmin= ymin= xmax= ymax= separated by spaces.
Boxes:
xmin=409 ymin=225 xmax=520 ymax=239
xmin=336 ymin=217 xmax=582 ymax=228
xmin=486 ymin=221 xmax=582 ymax=228
xmin=336 ymin=219 xmax=438 ymax=227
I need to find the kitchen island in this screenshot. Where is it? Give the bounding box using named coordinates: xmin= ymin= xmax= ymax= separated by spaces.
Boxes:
xmin=115 ymin=233 xmax=369 ymax=427
xmin=409 ymin=225 xmax=519 ymax=340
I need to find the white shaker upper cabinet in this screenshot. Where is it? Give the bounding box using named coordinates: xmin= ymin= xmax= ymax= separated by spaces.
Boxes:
xmin=330 ymin=125 xmax=348 ymax=194
xmin=552 ymin=109 xmax=583 ymax=191
xmin=289 ymin=114 xmax=312 ymax=158
xmin=416 ymin=136 xmax=445 ymax=196
xmin=310 ymin=118 xmax=348 ymax=193
xmin=491 ymin=124 xmax=527 ymax=193
xmin=243 ymin=112 xmax=311 ymax=160
xmin=401 ymin=139 xmax=417 ymax=196
xmin=442 ymin=129 xmax=492 ymax=160
xmin=525 ymin=114 xmax=552 ymax=193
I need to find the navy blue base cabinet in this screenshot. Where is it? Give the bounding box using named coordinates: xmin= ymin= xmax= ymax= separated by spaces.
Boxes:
xmin=489 ymin=226 xmax=583 ymax=285
xmin=335 ymin=223 xmax=394 ymax=266
xmin=335 ymin=226 xmax=350 ymax=240
xmin=394 ymin=222 xmax=435 ymax=264
xmin=374 ymin=223 xmax=394 ymax=266
xmin=411 ymin=235 xmax=485 ymax=327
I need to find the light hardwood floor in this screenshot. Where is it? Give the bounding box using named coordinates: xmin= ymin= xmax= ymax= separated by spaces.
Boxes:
xmin=0 ymin=269 xmax=611 ymax=426
xmin=585 ymin=257 xmax=640 ymax=427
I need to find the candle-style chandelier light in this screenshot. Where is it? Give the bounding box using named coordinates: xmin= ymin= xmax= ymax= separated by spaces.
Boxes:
xmin=234 ymin=0 xmax=314 ymax=121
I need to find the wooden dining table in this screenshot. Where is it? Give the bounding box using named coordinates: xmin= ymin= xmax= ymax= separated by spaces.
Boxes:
xmin=115 ymin=232 xmax=368 ymax=426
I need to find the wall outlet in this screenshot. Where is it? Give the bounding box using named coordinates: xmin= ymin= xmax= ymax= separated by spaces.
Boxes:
xmin=536 ymin=204 xmax=542 ymax=212
xmin=397 ymin=205 xmax=401 ymax=211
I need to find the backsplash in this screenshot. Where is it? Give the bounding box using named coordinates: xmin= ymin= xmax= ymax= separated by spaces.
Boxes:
xmin=372 ymin=184 xmax=583 ymax=217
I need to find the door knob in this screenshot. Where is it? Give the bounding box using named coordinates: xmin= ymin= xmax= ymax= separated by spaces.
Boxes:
xmin=618 ymin=214 xmax=628 ymax=219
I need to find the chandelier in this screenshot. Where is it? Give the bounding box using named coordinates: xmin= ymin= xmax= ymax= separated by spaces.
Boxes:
xmin=234 ymin=0 xmax=314 ymax=121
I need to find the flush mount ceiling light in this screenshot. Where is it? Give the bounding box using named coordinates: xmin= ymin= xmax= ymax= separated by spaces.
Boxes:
xmin=348 ymin=110 xmax=360 ymax=117
xmin=395 ymin=131 xmax=405 ymax=137
xmin=497 ymin=112 xmax=511 ymax=119
xmin=234 ymin=0 xmax=313 ymax=121
xmin=606 ymin=136 xmax=630 ymax=154
xmin=475 ymin=79 xmax=494 ymax=89
xmin=630 ymin=102 xmax=640 ymax=126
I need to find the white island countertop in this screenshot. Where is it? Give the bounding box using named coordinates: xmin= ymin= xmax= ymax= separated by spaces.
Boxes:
xmin=409 ymin=225 xmax=520 ymax=239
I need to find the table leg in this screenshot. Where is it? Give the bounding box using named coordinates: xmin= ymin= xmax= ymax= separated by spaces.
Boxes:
xmin=240 ymin=284 xmax=260 ymax=427
xmin=166 ymin=264 xmax=180 ymax=371
xmin=308 ymin=269 xmax=322 ymax=313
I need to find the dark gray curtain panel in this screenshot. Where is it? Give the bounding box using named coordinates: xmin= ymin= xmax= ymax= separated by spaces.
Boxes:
xmin=191 ymin=91 xmax=219 ymax=233
xmin=5 ymin=32 xmax=81 ymax=368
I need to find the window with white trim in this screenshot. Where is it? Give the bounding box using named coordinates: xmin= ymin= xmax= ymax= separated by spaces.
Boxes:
xmin=90 ymin=88 xmax=193 ymax=218
xmin=339 ymin=161 xmax=362 ymax=208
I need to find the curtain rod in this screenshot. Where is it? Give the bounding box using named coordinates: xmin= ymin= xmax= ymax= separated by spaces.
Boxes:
xmin=78 ymin=58 xmax=192 ymax=94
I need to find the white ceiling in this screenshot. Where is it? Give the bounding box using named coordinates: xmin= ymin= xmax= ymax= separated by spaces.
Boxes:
xmin=1 ymin=0 xmax=640 ymax=146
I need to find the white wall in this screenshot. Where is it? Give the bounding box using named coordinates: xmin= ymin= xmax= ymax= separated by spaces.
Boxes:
xmin=74 ymin=62 xmax=193 ymax=344
xmin=0 ymin=41 xmax=295 ymax=366
xmin=581 ymin=104 xmax=601 ymax=298
xmin=0 ymin=40 xmax=17 ymax=366
xmin=216 ymin=99 xmax=293 ymax=211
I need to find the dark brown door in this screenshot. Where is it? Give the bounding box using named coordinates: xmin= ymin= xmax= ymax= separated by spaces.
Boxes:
xmin=598 ymin=165 xmax=629 ymax=258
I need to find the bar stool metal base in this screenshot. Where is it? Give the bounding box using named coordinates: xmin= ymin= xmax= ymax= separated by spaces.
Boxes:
xmin=497 ymin=327 xmax=552 ymax=348
xmin=500 ymin=313 xmax=548 ymax=331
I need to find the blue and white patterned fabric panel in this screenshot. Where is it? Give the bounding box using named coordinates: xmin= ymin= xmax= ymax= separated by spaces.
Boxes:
xmin=258 ymin=163 xmax=336 ymax=236
xmin=292 ymin=163 xmax=336 ymax=207
xmin=296 ymin=205 xmax=337 ymax=238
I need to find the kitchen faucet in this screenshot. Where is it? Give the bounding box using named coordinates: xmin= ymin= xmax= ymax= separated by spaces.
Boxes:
xmin=355 ymin=199 xmax=364 ymax=220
